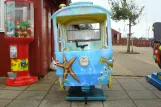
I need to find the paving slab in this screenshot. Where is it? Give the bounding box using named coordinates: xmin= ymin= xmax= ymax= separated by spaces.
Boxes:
xmin=35 ymin=78 xmax=56 ymax=84
xmin=44 ymin=91 xmax=68 ymax=101
xmin=35 ymin=72 xmax=57 ymax=84
xmin=117 ymin=78 xmax=140 ymax=84
xmin=136 ymin=78 xmax=158 ymax=90
xmin=6 ymin=100 xmax=41 ymax=107
xmin=71 ymin=101 xmax=103 ymax=107
xmin=121 ymin=83 xmax=148 ymax=91
xmin=127 ymin=51 xmax=157 ymax=67
xmin=126 ymin=90 xmax=159 ymax=100
xmin=113 ymin=48 xmax=160 ymax=76
xmin=102 ymin=83 xmax=124 ymax=91
xmin=103 ymin=100 xmax=136 ymax=107
xmin=0 ymin=84 xmax=6 ymax=89
xmin=151 ymin=89 xmax=161 ymax=98
xmin=109 ymin=78 xmax=119 ymax=84
xmin=114 ymin=76 xmax=141 ymax=79
xmin=104 ymin=90 xmax=130 ymax=100
xmin=16 ymin=91 xmax=47 ymax=100
xmin=44 ymin=71 xmax=57 ymax=80
xmin=134 ymin=99 xmax=161 ymax=107
xmin=0 ymin=99 xmax=12 ymax=107
xmin=39 ymin=100 xmax=71 ymax=107
xmin=0 ymin=77 xmax=6 ymax=84
xmin=113 ymin=62 xmax=134 ymax=76
xmin=143 ymin=83 xmax=159 ymax=91
xmin=0 ymin=90 xmax=22 ymax=99
xmin=26 ymin=84 xmax=53 ymax=91
xmin=136 ymin=78 xmax=149 ymax=85
xmin=3 ymin=86 xmax=28 ymax=91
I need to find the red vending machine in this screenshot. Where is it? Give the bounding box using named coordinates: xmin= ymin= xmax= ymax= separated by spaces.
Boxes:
xmin=4 ymin=0 xmax=38 ymax=86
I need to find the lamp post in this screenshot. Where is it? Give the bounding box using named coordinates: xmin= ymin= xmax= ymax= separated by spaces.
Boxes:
xmin=148 ymin=27 xmax=150 ymax=40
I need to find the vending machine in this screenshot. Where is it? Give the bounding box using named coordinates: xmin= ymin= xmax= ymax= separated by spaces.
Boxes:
xmin=4 ymin=0 xmax=38 ymax=86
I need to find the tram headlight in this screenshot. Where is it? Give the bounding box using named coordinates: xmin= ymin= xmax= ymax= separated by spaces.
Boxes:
xmin=79 ymin=56 xmax=89 ymax=66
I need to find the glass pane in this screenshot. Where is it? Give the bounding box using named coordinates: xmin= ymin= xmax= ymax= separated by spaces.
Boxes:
xmin=0 ymin=1 xmax=1 ymax=29
xmin=5 ymin=1 xmax=34 ymax=38
xmin=67 ymin=23 xmax=100 ymax=41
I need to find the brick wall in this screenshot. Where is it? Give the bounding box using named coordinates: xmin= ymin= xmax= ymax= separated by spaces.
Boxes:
xmin=114 ymin=38 xmax=152 ymax=47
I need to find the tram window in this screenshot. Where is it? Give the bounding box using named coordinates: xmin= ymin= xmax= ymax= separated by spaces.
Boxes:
xmin=67 ymin=23 xmax=100 ymax=42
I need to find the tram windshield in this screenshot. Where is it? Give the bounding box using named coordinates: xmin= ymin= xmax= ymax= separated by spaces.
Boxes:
xmin=56 ymin=14 xmax=108 ymax=51
xmin=67 ymin=23 xmax=100 ymax=42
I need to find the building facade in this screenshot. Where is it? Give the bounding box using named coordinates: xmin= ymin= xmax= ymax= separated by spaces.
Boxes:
xmin=0 ymin=0 xmax=69 ymax=77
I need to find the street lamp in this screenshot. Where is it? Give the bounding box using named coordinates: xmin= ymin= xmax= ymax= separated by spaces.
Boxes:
xmin=148 ymin=27 xmax=150 ymax=40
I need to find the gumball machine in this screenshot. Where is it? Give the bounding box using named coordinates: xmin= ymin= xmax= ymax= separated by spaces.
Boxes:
xmin=4 ymin=0 xmax=38 ymax=86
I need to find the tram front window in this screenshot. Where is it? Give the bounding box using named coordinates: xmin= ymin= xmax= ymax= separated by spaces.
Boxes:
xmin=65 ymin=23 xmax=103 ymax=51
xmin=67 ymin=23 xmax=100 ymax=42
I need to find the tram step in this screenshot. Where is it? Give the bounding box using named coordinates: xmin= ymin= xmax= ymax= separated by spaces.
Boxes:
xmin=146 ymin=73 xmax=161 ymax=90
xmin=157 ymin=72 xmax=161 ymax=80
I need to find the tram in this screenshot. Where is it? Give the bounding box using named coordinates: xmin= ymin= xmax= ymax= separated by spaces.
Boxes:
xmin=52 ymin=2 xmax=114 ymax=102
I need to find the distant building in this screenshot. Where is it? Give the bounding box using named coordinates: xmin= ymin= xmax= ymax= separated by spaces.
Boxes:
xmin=106 ymin=27 xmax=121 ymax=44
xmin=112 ymin=29 xmax=121 ymax=44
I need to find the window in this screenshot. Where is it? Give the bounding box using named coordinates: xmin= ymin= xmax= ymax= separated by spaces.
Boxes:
xmin=67 ymin=23 xmax=100 ymax=42
xmin=0 ymin=0 xmax=4 ymax=31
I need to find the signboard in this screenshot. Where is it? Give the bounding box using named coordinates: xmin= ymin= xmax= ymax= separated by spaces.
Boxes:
xmin=10 ymin=45 xmax=17 ymax=58
xmin=11 ymin=59 xmax=28 ymax=71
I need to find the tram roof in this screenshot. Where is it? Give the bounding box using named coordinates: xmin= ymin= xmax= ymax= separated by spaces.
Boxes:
xmin=56 ymin=14 xmax=107 ymax=24
xmin=51 ymin=2 xmax=112 ymax=24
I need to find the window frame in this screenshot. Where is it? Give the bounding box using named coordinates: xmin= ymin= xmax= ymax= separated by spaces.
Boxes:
xmin=0 ymin=0 xmax=4 ymax=32
xmin=67 ymin=23 xmax=101 ymax=42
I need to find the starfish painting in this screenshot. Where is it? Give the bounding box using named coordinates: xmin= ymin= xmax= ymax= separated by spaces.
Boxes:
xmin=56 ymin=54 xmax=80 ymax=83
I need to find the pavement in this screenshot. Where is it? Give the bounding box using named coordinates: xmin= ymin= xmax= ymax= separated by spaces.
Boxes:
xmin=113 ymin=46 xmax=161 ymax=76
xmin=0 ymin=46 xmax=161 ymax=107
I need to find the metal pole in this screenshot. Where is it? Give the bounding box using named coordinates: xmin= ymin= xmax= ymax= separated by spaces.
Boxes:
xmin=148 ymin=27 xmax=150 ymax=40
xmin=146 ymin=7 xmax=147 ymax=40
xmin=127 ymin=34 xmax=128 ymax=49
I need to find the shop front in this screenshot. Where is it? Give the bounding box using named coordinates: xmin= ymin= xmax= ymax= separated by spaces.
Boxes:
xmin=0 ymin=0 xmax=69 ymax=77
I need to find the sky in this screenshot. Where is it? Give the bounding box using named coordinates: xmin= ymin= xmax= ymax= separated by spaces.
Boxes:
xmin=71 ymin=0 xmax=161 ymax=38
